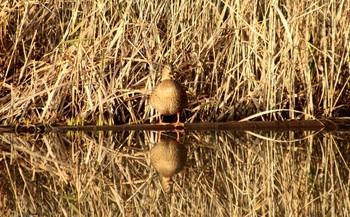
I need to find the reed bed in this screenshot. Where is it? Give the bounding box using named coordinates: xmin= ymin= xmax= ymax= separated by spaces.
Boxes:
xmin=0 ymin=130 xmax=349 ymax=216
xmin=0 ymin=0 xmax=349 ymax=125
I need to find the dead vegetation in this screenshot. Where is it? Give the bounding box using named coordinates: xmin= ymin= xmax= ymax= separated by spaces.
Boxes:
xmin=1 ymin=1 xmax=350 ymax=215
xmin=1 ymin=131 xmax=350 ymax=216
xmin=0 ymin=0 xmax=349 ymax=125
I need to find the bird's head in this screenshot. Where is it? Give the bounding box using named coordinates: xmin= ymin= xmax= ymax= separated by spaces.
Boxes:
xmin=161 ymin=63 xmax=174 ymax=81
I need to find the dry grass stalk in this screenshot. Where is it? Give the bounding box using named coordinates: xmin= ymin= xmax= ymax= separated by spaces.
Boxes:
xmin=0 ymin=0 xmax=349 ymax=125
xmin=0 ymin=131 xmax=349 ymax=215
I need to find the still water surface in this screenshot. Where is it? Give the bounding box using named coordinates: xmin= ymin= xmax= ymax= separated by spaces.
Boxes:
xmin=1 ymin=130 xmax=349 ymax=216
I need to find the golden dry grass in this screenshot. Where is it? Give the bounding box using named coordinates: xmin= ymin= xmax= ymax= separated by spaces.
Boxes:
xmin=0 ymin=131 xmax=349 ymax=216
xmin=0 ymin=0 xmax=349 ymax=125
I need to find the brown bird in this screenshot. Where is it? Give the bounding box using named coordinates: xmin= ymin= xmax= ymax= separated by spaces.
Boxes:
xmin=149 ymin=64 xmax=187 ymax=127
xmin=150 ymin=134 xmax=187 ymax=193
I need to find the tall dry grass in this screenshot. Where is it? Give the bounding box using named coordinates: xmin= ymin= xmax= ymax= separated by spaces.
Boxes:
xmin=0 ymin=131 xmax=349 ymax=216
xmin=0 ymin=0 xmax=349 ymax=125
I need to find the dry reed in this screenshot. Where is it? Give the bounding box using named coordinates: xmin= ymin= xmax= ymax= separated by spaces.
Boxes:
xmin=0 ymin=0 xmax=349 ymax=125
xmin=0 ymin=131 xmax=349 ymax=216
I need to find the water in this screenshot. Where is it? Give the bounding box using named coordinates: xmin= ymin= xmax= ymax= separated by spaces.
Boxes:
xmin=1 ymin=130 xmax=349 ymax=216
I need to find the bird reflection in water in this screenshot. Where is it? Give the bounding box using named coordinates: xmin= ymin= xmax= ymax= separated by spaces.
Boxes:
xmin=150 ymin=131 xmax=187 ymax=193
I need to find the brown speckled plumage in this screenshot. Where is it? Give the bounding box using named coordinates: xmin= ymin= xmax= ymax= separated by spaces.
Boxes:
xmin=150 ymin=135 xmax=187 ymax=193
xmin=150 ymin=64 xmax=187 ymax=126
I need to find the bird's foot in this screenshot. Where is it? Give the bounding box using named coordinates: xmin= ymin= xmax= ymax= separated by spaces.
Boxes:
xmin=172 ymin=121 xmax=185 ymax=128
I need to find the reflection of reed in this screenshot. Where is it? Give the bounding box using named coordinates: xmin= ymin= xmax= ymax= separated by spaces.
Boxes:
xmin=150 ymin=133 xmax=187 ymax=193
xmin=2 ymin=131 xmax=350 ymax=215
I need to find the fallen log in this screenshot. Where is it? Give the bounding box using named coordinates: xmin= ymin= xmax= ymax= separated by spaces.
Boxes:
xmin=2 ymin=118 xmax=350 ymax=133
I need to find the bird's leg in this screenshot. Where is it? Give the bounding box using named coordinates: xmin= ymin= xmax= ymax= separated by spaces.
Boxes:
xmin=157 ymin=131 xmax=163 ymax=142
xmin=158 ymin=113 xmax=163 ymax=124
xmin=176 ymin=130 xmax=180 ymax=142
xmin=173 ymin=112 xmax=184 ymax=127
xmin=156 ymin=113 xmax=168 ymax=125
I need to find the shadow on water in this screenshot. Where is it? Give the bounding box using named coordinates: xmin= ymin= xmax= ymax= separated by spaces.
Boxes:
xmin=1 ymin=129 xmax=350 ymax=216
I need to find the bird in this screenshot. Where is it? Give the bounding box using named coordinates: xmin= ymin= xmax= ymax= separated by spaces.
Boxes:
xmin=150 ymin=133 xmax=187 ymax=193
xmin=149 ymin=64 xmax=187 ymax=127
